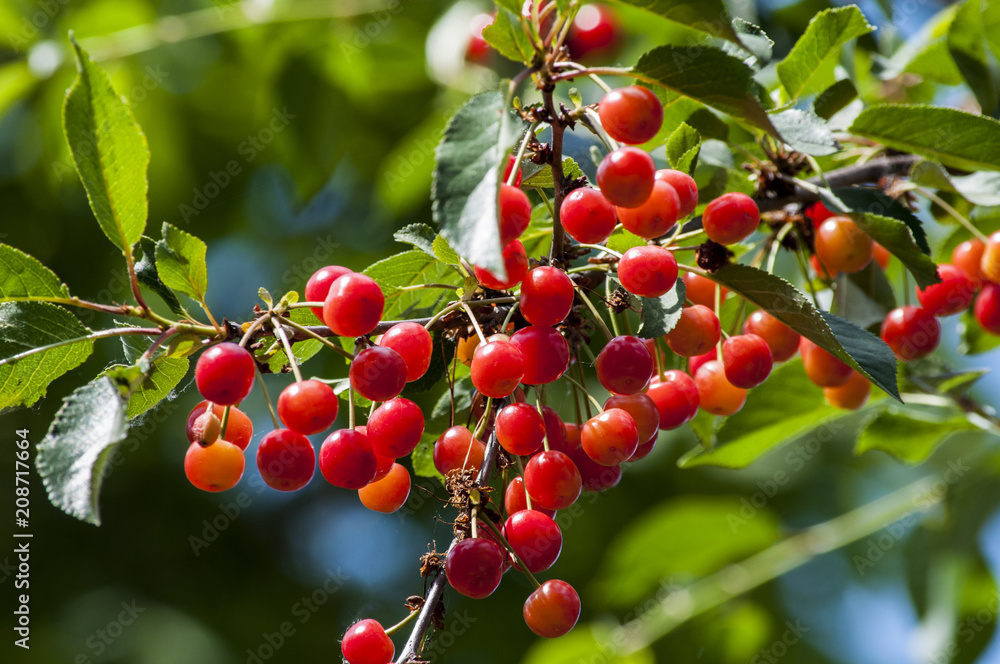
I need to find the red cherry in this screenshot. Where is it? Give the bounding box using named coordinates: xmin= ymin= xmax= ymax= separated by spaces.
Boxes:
xmin=350 ymin=346 xmax=407 ymax=402
xmin=378 ymin=322 xmax=433 ymax=382
xmin=975 ymin=283 xmax=1000 ymax=334
xmin=604 ymin=393 xmax=659 ymax=442
xmin=596 ymin=147 xmax=655 ymax=208
xmin=358 ymin=463 xmax=411 ymax=513
xmin=566 ymin=3 xmax=623 ymax=61
xmin=799 ymin=338 xmax=853 ymax=387
xmin=702 ymin=193 xmax=760 ymax=245
xmin=470 ymin=340 xmax=526 ymax=398
xmin=917 ymin=264 xmax=977 ymax=316
xmin=654 ymin=169 xmax=698 ymax=218
xmin=504 ymin=510 xmax=563 ymax=573
xmin=742 ymin=310 xmax=800 ymax=362
xmin=824 ymin=371 xmax=871 ymax=410
xmin=981 ymin=231 xmax=1000 ymax=283
xmin=524 ymin=450 xmax=582 ymax=510
xmin=616 ymin=180 xmax=680 ymax=239
xmin=598 ymin=85 xmax=663 ymax=145
xmin=341 ymin=619 xmax=394 ymax=664
xmin=683 ymin=271 xmax=726 ymax=308
xmin=953 ymin=239 xmax=986 ymax=286
xmin=257 ymin=429 xmax=315 ymax=491
xmin=445 ymin=538 xmax=505 ymax=599
xmin=628 ymin=433 xmax=657 ymax=462
xmin=474 ymin=239 xmax=528 ymax=290
xmin=367 ymin=398 xmax=425 ymax=458
xmin=581 ymin=408 xmax=639 ymax=466
xmin=318 ymin=429 xmax=377 ymax=489
xmin=722 ymin=334 xmax=773 ymax=389
xmin=277 ymin=379 xmax=339 ymax=435
xmin=815 ymin=216 xmax=873 ymax=274
xmin=509 ymin=326 xmax=570 ymax=385
xmin=617 ymin=245 xmax=678 ymax=298
xmin=646 ymin=370 xmax=699 ymax=429
xmin=805 ymin=202 xmax=835 ymax=227
xmin=195 ymin=342 xmax=255 ymax=406
xmin=523 ymin=579 xmax=581 ymax=639
xmin=694 ymin=360 xmax=747 ymax=416
xmin=560 ymin=187 xmax=618 ymax=244
xmin=504 ymin=154 xmax=523 ymax=187
xmin=665 ymin=304 xmax=720 ymax=357
xmin=505 ymin=476 xmax=556 ymax=517
xmin=434 ymin=426 xmax=486 ymax=475
xmin=520 ymin=267 xmax=575 ymax=327
xmin=187 ymin=401 xmax=253 ymax=451
xmin=688 ymin=349 xmax=716 ymax=377
xmin=496 ymin=403 xmax=545 ymax=456
xmin=499 ymin=184 xmax=532 ymax=247
xmin=540 ymin=406 xmax=572 ymax=455
xmin=322 ymin=273 xmax=385 ymax=338
xmin=184 ymin=441 xmax=244 ymax=492
xmin=595 ymin=335 xmax=654 ymax=395
xmin=570 ymin=447 xmax=623 ymax=491
xmin=873 ymin=242 xmax=891 ymax=269
xmin=305 ymin=265 xmax=352 ymax=322
xmin=881 ymin=305 xmax=941 ymax=361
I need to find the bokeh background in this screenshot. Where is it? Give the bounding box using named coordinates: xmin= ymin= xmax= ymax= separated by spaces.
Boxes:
xmin=3 ymin=0 xmax=1000 ymax=663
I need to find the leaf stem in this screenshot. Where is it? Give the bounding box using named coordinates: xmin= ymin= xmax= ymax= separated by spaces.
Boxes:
xmin=575 ymin=286 xmax=614 ymax=342
xmin=476 ymin=511 xmax=542 ymax=589
xmin=914 ymin=187 xmax=990 ymax=243
xmin=0 ymin=326 xmax=162 ymax=368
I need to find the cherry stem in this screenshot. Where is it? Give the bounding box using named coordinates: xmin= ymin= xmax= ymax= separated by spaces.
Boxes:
xmin=239 ymin=314 xmax=271 ymax=348
xmin=562 ymin=373 xmax=604 ymax=413
xmin=514 ymin=455 xmax=535 ymax=511
xmin=575 ymin=286 xmax=614 ymax=342
xmin=384 ymin=608 xmax=420 ymax=637
xmin=914 ymin=186 xmax=990 ymax=243
xmin=535 ymin=386 xmax=550 ymax=452
xmin=270 ymin=316 xmax=304 ymax=383
xmin=254 ymin=369 xmax=281 ymax=430
xmin=460 ymin=301 xmax=488 ymax=345
xmin=714 ymin=282 xmax=724 ymax=363
xmin=541 ymin=83 xmax=568 ymax=262
xmin=576 ymin=243 xmax=623 ymax=259
xmin=575 ymin=361 xmax=594 ymax=418
xmin=220 ymin=405 xmax=231 ymax=439
xmin=471 ymin=397 xmax=494 ymax=442
xmin=279 ymin=317 xmax=355 ymax=360
xmin=767 ymin=222 xmax=794 ymax=274
xmin=508 ymin=121 xmax=541 ymax=187
xmin=476 ymin=510 xmax=542 ymax=590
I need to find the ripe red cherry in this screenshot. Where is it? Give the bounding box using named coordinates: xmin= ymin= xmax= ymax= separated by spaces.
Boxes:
xmin=257 ymin=429 xmax=315 ymax=491
xmin=358 ymin=463 xmax=411 ymax=513
xmin=184 ymin=441 xmax=244 ymax=492
xmin=596 ymin=147 xmax=655 ymax=208
xmin=504 ymin=154 xmax=523 ymax=187
xmin=509 ymin=326 xmax=570 ymax=385
xmin=811 ymin=253 xmax=840 ymax=280
xmin=195 ymin=342 xmax=255 ymax=406
xmin=523 ymin=579 xmax=581 ymax=639
xmin=702 ymin=192 xmax=760 ymax=245
xmin=505 ymin=476 xmax=556 ymax=517
xmin=520 ymin=267 xmax=575 ymax=326
xmin=646 ymin=370 xmax=699 ymax=429
xmin=799 ymin=338 xmax=853 ymax=387
xmin=722 ymin=334 xmax=773 ymax=389
xmin=566 ymin=3 xmax=623 ymax=61
xmin=434 ymin=426 xmax=486 ymax=475
xmin=341 ymin=618 xmax=394 ymax=664
xmin=666 ymin=304 xmax=720 ymax=357
xmin=683 ymin=272 xmax=726 ymax=308
xmin=322 ymin=273 xmax=385 ymax=338
xmin=617 ymin=245 xmax=678 ymax=298
xmin=570 ymin=447 xmax=622 ymax=491
xmin=445 ymin=537 xmax=506 ymax=599
xmin=805 ymin=202 xmax=835 ymax=227
xmin=504 ymin=510 xmax=563 ymax=573
xmin=187 ymin=401 xmax=253 ymax=450
xmin=975 ymin=283 xmax=1000 ymax=334
xmin=318 ymin=429 xmax=377 ymax=489
xmin=540 ymin=406 xmax=572 ymax=454
xmin=524 ymin=450 xmax=582 ymax=510
xmin=917 ymin=264 xmax=976 ymax=316
xmin=465 ymin=13 xmax=493 ymax=64
xmin=305 ymin=265 xmax=352 ymax=321
xmin=598 ymin=85 xmax=663 ymax=145
xmin=881 ymin=305 xmax=941 ymax=361
xmin=655 ymin=169 xmax=698 ymax=218
xmin=981 ymin=232 xmax=1000 ymax=283
xmin=873 ymin=242 xmax=891 ymax=269
xmin=595 ymin=335 xmax=654 ymax=395
xmin=367 ymin=398 xmax=424 ymax=458
xmin=350 ymin=346 xmax=407 ymax=402
xmin=953 ymin=239 xmax=986 ymax=286
xmin=564 ymin=421 xmax=583 ymax=454
xmin=277 ymin=379 xmax=339 ymax=435
xmin=470 ymin=340 xmax=526 ymax=397
xmin=815 ymin=216 xmax=873 ymax=274
xmin=616 ymin=180 xmax=680 ymax=239
xmin=581 ymin=408 xmax=639 ymax=466
xmin=560 ymin=187 xmax=618 ymax=244
xmin=499 ymin=184 xmax=532 ymax=247
xmin=604 ymin=392 xmax=659 ymax=442
xmin=378 ymin=322 xmax=433 ymax=382
xmin=474 ymin=239 xmax=528 ymax=290
xmin=688 ymin=349 xmax=715 ymax=377
xmin=496 ymin=403 xmax=545 ymax=456
xmin=743 ymin=310 xmax=800 ymax=362
xmin=824 ymin=371 xmax=871 ymax=410
xmin=694 ymin=360 xmax=747 ymax=416
xmin=628 ymin=433 xmax=657 ymax=462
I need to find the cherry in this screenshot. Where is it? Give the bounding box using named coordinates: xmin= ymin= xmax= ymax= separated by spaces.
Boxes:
xmin=881 ymin=305 xmax=941 ymax=361
xmin=456 ymin=333 xmax=480 ymax=367
xmin=595 ymin=335 xmax=654 ymax=395
xmin=523 ymin=579 xmax=581 ymax=639
xmin=434 ymin=426 xmax=486 ymax=475
xmin=566 ymin=2 xmax=623 ymax=61
xmin=503 ymin=510 xmax=563 ymax=573
xmin=195 ymin=342 xmax=255 ymax=406
xmin=565 ymin=421 xmax=583 ymax=453
xmin=617 ymin=180 xmax=681 ymax=239
xmin=350 ymin=346 xmax=408 ymax=402
xmin=702 ymin=193 xmax=760 ymax=246
xmin=367 ymin=398 xmax=425 ymax=458
xmin=742 ymin=310 xmax=800 ymax=362
xmin=560 ymin=187 xmax=618 ymax=244
xmin=598 ymin=85 xmax=663 ymax=145
xmin=975 ymin=283 xmax=1000 ymax=334
xmin=873 ymin=242 xmax=891 ymax=270
xmin=318 ymin=429 xmax=376 ymax=490
xmin=474 ymin=239 xmax=528 ymax=290
xmin=541 ymin=406 xmax=572 ymax=454
xmin=805 ymin=202 xmax=835 ymax=227
xmin=596 ymin=147 xmax=655 ymax=209
xmin=917 ymin=264 xmax=976 ymax=316
xmin=688 ymin=349 xmax=716 ymax=377
xmin=187 ymin=401 xmax=253 ymax=450
xmin=604 ymin=392 xmax=659 ymax=442
xmin=505 ymin=476 xmax=556 ymax=518
xmin=581 ymin=408 xmax=639 ymax=466
xmin=184 ymin=440 xmax=244 ymax=492
xmin=445 ymin=537 xmax=505 ymax=599
xmin=683 ymin=272 xmax=726 ymax=308
xmin=617 ymin=245 xmax=678 ymax=298
xmin=470 ymin=339 xmax=526 ymax=397
xmin=520 ymin=266 xmax=575 ymax=326
xmin=654 ymin=169 xmax=698 ymax=218
xmin=323 ymin=273 xmax=385 ymax=338
xmin=570 ymin=447 xmax=623 ymax=491
xmin=665 ymin=304 xmax=720 ymax=357
xmin=499 ymin=184 xmax=532 ymax=247
xmin=496 ymin=403 xmax=545 ymax=456
xmin=358 ymin=463 xmax=411 ymax=513
xmin=504 ymin=154 xmax=523 ymax=187
xmin=190 ymin=410 xmax=221 ymax=445
xmin=799 ymin=338 xmax=853 ymax=387
xmin=524 ymin=450 xmax=582 ymax=510
xmin=980 ymin=231 xmax=1000 ymax=284
xmin=378 ymin=322 xmax=433 ymax=382
xmin=722 ymin=334 xmax=773 ymax=389
xmin=811 ymin=253 xmax=840 ymax=280
xmin=257 ymin=429 xmax=315 ymax=491
xmin=341 ymin=619 xmax=393 ymax=664
xmin=509 ymin=326 xmax=570 ymax=385
xmin=953 ymin=239 xmax=986 ymax=286
xmin=628 ymin=433 xmax=657 ymax=462
xmin=646 ymin=370 xmax=699 ymax=429
xmin=305 ymin=265 xmax=352 ymax=322
xmin=465 ymin=13 xmax=494 ymax=65
xmin=371 ymin=447 xmax=395 ymax=483
xmin=823 ymin=371 xmax=871 ymax=410
xmin=277 ymin=379 xmax=339 ymax=435
xmin=815 ymin=216 xmax=873 ymax=274
xmin=694 ymin=360 xmax=747 ymax=416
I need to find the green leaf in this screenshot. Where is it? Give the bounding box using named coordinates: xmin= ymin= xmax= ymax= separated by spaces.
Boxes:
xmin=985 ymin=0 xmax=1000 ymax=64
xmin=492 ymin=0 xmax=522 ymax=16
xmin=63 ymin=40 xmax=149 ymax=253
xmin=910 ymin=161 xmax=1000 ymax=207
xmin=521 ymin=157 xmax=586 ymax=188
xmin=637 ymin=277 xmax=685 ymax=338
xmin=813 ymin=79 xmax=858 ymax=120
xmin=121 ymin=356 xmax=189 ymax=420
xmin=394 ymin=223 xmax=437 ymax=258
xmin=606 ymin=228 xmax=647 ymax=254
xmin=432 ymin=91 xmax=523 ymax=276
xmin=833 ymin=187 xmax=931 ymax=253
xmin=134 ymin=238 xmax=186 ymax=317
xmin=432 ymin=234 xmax=462 ymax=266
xmin=856 ymin=409 xmax=978 ymax=464
xmin=947 ymin=0 xmax=999 ymax=116
xmin=411 ymin=432 xmax=445 ymax=482
xmin=849 ymin=105 xmax=1000 ymax=172
xmin=632 ymin=45 xmax=778 ymax=137
xmin=364 ymin=250 xmax=461 ymax=319
xmin=768 ymin=108 xmax=840 ymax=156
xmin=36 ymin=376 xmax=128 ymax=525
xmin=709 ymin=264 xmax=900 ymax=400
xmin=522 ymin=626 xmax=655 ymax=664
xmin=519 ymin=204 xmax=554 ymax=258
xmin=257 ymin=307 xmax=323 ymax=374
xmin=482 ymin=9 xmax=534 ymax=64
xmin=0 ymin=302 xmax=94 ymax=412
xmin=665 ymin=122 xmax=701 ymax=174
xmin=154 ymin=222 xmax=209 ymax=302
xmin=733 ymin=18 xmax=774 ymax=64
xmin=432 ymin=375 xmax=475 ymax=420
xmin=609 ymin=0 xmax=739 ymax=42
xmin=0 ymin=244 xmax=70 ymax=302
xmin=592 ymin=496 xmax=781 ymax=607
xmin=402 ymin=333 xmax=455 ymax=396
xmin=832 ymin=261 xmax=897 ymax=329
xmin=776 ymin=6 xmax=875 ymax=99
